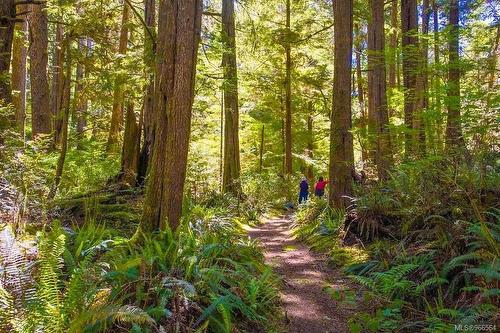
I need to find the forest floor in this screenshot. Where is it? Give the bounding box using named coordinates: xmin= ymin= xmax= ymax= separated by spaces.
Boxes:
xmin=248 ymin=214 xmax=360 ymax=333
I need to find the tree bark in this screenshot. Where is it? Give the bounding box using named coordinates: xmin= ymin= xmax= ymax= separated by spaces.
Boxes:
xmin=142 ymin=0 xmax=202 ymax=231
xmin=107 ymin=2 xmax=130 ymax=152
xmin=306 ymin=103 xmax=314 ymax=180
xmin=0 ymin=0 xmax=15 ymax=106
xmin=401 ymin=0 xmax=418 ymax=157
xmin=388 ymin=0 xmax=398 ymax=90
xmin=11 ymin=5 xmax=28 ymax=137
xmin=329 ymin=0 xmax=354 ymax=209
xmin=75 ymin=37 xmax=87 ymax=147
xmin=222 ymin=0 xmax=241 ymax=196
xmin=354 ymin=23 xmax=368 ymax=164
xmin=368 ymin=0 xmax=393 ymax=180
xmin=120 ymin=101 xmax=140 ymax=185
xmin=52 ymin=23 xmax=65 ymax=148
xmin=48 ymin=48 xmax=72 ymax=200
xmin=259 ymin=124 xmax=264 ymax=173
xmin=137 ymin=0 xmax=156 ymax=183
xmin=416 ymin=0 xmax=430 ymax=154
xmin=445 ymin=0 xmax=463 ymax=148
xmin=432 ymin=0 xmax=443 ymax=152
xmin=28 ymin=3 xmax=51 ymax=137
xmin=284 ymin=0 xmax=293 ymax=175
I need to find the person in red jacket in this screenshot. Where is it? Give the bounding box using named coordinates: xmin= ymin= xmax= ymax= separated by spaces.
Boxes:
xmin=314 ymin=176 xmax=328 ymax=198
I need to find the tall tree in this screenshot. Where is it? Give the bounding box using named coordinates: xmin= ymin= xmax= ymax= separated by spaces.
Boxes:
xmin=28 ymin=3 xmax=51 ymax=137
xmin=284 ymin=0 xmax=293 ymax=175
xmin=48 ymin=46 xmax=72 ymax=199
xmin=445 ymin=0 xmax=463 ymax=148
xmin=107 ymin=2 xmax=130 ymax=152
xmin=137 ymin=0 xmax=156 ymax=183
xmin=368 ymin=0 xmax=392 ymax=180
xmin=354 ymin=24 xmax=368 ymax=164
xmin=388 ymin=0 xmax=398 ymax=90
xmin=401 ymin=0 xmax=419 ymax=157
xmin=329 ymin=0 xmax=354 ymax=208
xmin=0 ymin=0 xmax=15 ymax=105
xmin=432 ymin=0 xmax=443 ymax=152
xmin=142 ymin=0 xmax=202 ymax=231
xmin=11 ymin=5 xmax=28 ymax=136
xmin=75 ymin=36 xmax=88 ymax=146
xmin=120 ymin=101 xmax=140 ymax=185
xmin=222 ymin=0 xmax=241 ymax=195
xmin=52 ymin=23 xmax=65 ymax=147
xmin=416 ymin=0 xmax=431 ymax=154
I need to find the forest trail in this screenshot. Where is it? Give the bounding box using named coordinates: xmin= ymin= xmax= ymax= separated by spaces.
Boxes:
xmin=248 ymin=215 xmax=358 ymax=333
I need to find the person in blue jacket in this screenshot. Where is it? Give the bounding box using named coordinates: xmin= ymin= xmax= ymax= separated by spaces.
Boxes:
xmin=298 ymin=177 xmax=309 ymax=204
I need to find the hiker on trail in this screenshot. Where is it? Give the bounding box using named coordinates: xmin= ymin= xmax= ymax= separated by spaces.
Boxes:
xmin=314 ymin=176 xmax=328 ymax=198
xmin=298 ymin=177 xmax=309 ymax=204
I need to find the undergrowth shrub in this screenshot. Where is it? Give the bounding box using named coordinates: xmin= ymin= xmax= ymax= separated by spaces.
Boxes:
xmin=0 ymin=203 xmax=280 ymax=333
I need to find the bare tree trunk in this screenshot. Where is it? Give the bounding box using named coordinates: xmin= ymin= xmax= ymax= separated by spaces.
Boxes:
xmin=11 ymin=5 xmax=28 ymax=137
xmin=329 ymin=0 xmax=354 ymax=209
xmin=0 ymin=0 xmax=15 ymax=106
xmin=354 ymin=23 xmax=368 ymax=164
xmin=137 ymin=0 xmax=156 ymax=183
xmin=445 ymin=0 xmax=463 ymax=149
xmin=107 ymin=2 xmax=130 ymax=152
xmin=222 ymin=0 xmax=241 ymax=196
xmin=75 ymin=37 xmax=87 ymax=147
xmin=306 ymin=102 xmax=314 ymax=180
xmin=259 ymin=124 xmax=264 ymax=172
xmin=142 ymin=0 xmax=202 ymax=232
xmin=28 ymin=3 xmax=51 ymax=137
xmin=52 ymin=23 xmax=65 ymax=148
xmin=432 ymin=0 xmax=443 ymax=153
xmin=368 ymin=0 xmax=393 ymax=180
xmin=120 ymin=101 xmax=140 ymax=185
xmin=401 ymin=0 xmax=418 ymax=158
xmin=284 ymin=0 xmax=293 ymax=176
xmin=48 ymin=48 xmax=72 ymax=200
xmin=416 ymin=0 xmax=430 ymax=154
xmin=388 ymin=0 xmax=398 ymax=90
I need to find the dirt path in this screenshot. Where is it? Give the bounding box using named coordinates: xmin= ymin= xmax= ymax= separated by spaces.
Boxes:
xmin=248 ymin=215 xmax=357 ymax=333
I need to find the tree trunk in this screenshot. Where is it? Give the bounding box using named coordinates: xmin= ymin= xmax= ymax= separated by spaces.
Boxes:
xmin=0 ymin=0 xmax=15 ymax=106
xmin=284 ymin=0 xmax=293 ymax=175
xmin=120 ymin=101 xmax=140 ymax=185
xmin=28 ymin=3 xmax=51 ymax=137
xmin=142 ymin=0 xmax=202 ymax=232
xmin=75 ymin=37 xmax=87 ymax=147
xmin=107 ymin=2 xmax=130 ymax=152
xmin=222 ymin=0 xmax=242 ymax=196
xmin=416 ymin=0 xmax=430 ymax=154
xmin=445 ymin=0 xmax=463 ymax=148
xmin=354 ymin=23 xmax=368 ymax=164
xmin=388 ymin=0 xmax=398 ymax=90
xmin=306 ymin=103 xmax=314 ymax=180
xmin=11 ymin=6 xmax=28 ymax=137
xmin=48 ymin=48 xmax=72 ymax=200
xmin=329 ymin=0 xmax=354 ymax=209
xmin=432 ymin=0 xmax=443 ymax=153
xmin=401 ymin=0 xmax=418 ymax=158
xmin=368 ymin=0 xmax=393 ymax=180
xmin=259 ymin=124 xmax=264 ymax=172
xmin=52 ymin=23 xmax=65 ymax=148
xmin=137 ymin=0 xmax=156 ymax=184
